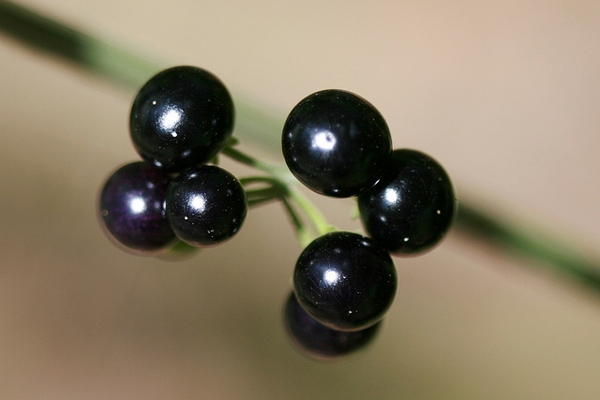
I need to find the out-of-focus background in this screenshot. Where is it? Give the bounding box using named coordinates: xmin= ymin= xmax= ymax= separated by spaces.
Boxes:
xmin=1 ymin=0 xmax=600 ymax=398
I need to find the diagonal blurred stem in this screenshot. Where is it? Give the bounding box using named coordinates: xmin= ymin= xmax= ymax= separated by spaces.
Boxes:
xmin=0 ymin=0 xmax=159 ymax=88
xmin=0 ymin=0 xmax=283 ymax=154
xmin=455 ymin=203 xmax=600 ymax=291
xmin=2 ymin=0 xmax=600 ymax=292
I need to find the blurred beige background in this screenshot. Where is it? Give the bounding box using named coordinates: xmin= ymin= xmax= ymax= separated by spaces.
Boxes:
xmin=1 ymin=0 xmax=600 ymax=398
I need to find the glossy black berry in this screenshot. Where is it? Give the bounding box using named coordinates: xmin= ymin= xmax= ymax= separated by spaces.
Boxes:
xmin=282 ymin=89 xmax=392 ymax=197
xmin=130 ymin=66 xmax=234 ymax=172
xmin=165 ymin=165 xmax=247 ymax=247
xmin=99 ymin=161 xmax=176 ymax=253
xmin=293 ymin=231 xmax=397 ymax=331
xmin=358 ymin=149 xmax=457 ymax=255
xmin=283 ymin=291 xmax=381 ymax=360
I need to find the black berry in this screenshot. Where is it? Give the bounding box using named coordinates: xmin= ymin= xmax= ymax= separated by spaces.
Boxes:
xmin=165 ymin=165 xmax=247 ymax=247
xmin=282 ymin=89 xmax=392 ymax=197
xmin=99 ymin=161 xmax=176 ymax=253
xmin=283 ymin=291 xmax=381 ymax=360
xmin=358 ymin=149 xmax=456 ymax=255
xmin=293 ymin=231 xmax=397 ymax=331
xmin=130 ymin=66 xmax=234 ymax=172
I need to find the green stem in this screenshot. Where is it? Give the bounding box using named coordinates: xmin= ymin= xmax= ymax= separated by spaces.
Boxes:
xmin=228 ymin=146 xmax=334 ymax=243
xmin=0 ymin=0 xmax=160 ymax=89
xmin=455 ymin=203 xmax=600 ymax=291
xmin=221 ymin=145 xmax=279 ymax=175
xmin=240 ymin=175 xmax=315 ymax=246
xmin=280 ymin=197 xmax=315 ymax=249
xmin=2 ymin=0 xmax=600 ymax=292
xmin=240 ymin=176 xmax=284 ymax=207
xmin=0 ymin=0 xmax=283 ymax=154
xmin=285 ymin=187 xmax=335 ymax=238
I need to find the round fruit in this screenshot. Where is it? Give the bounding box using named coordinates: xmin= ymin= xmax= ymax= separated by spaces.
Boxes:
xmin=282 ymin=89 xmax=392 ymax=197
xmin=293 ymin=231 xmax=397 ymax=331
xmin=99 ymin=161 xmax=176 ymax=253
xmin=283 ymin=291 xmax=381 ymax=360
xmin=358 ymin=149 xmax=456 ymax=255
xmin=130 ymin=66 xmax=234 ymax=172
xmin=165 ymin=165 xmax=247 ymax=247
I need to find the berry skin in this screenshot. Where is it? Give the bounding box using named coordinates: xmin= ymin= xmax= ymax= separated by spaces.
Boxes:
xmin=358 ymin=149 xmax=457 ymax=255
xmin=130 ymin=66 xmax=234 ymax=172
xmin=165 ymin=165 xmax=247 ymax=247
xmin=99 ymin=161 xmax=176 ymax=253
xmin=293 ymin=231 xmax=397 ymax=331
xmin=282 ymin=89 xmax=392 ymax=198
xmin=283 ymin=291 xmax=381 ymax=360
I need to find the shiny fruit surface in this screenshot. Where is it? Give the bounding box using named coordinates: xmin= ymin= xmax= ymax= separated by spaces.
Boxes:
xmin=284 ymin=291 xmax=381 ymax=360
xmin=358 ymin=149 xmax=456 ymax=255
xmin=99 ymin=161 xmax=175 ymax=253
xmin=293 ymin=231 xmax=397 ymax=331
xmin=282 ymin=89 xmax=392 ymax=197
xmin=130 ymin=66 xmax=234 ymax=172
xmin=166 ymin=165 xmax=247 ymax=247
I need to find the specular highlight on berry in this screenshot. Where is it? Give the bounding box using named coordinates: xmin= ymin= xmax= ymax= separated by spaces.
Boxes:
xmin=98 ymin=161 xmax=176 ymax=254
xmin=358 ymin=149 xmax=457 ymax=255
xmin=282 ymin=89 xmax=392 ymax=198
xmin=165 ymin=165 xmax=247 ymax=247
xmin=293 ymin=231 xmax=397 ymax=331
xmin=130 ymin=66 xmax=235 ymax=172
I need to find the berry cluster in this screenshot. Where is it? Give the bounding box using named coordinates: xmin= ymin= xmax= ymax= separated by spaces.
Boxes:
xmin=99 ymin=66 xmax=246 ymax=255
xmin=282 ymin=89 xmax=456 ymax=358
xmin=98 ymin=66 xmax=457 ymax=361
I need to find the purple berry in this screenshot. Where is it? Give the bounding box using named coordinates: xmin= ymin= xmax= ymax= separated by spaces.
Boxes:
xmin=99 ymin=161 xmax=176 ymax=253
